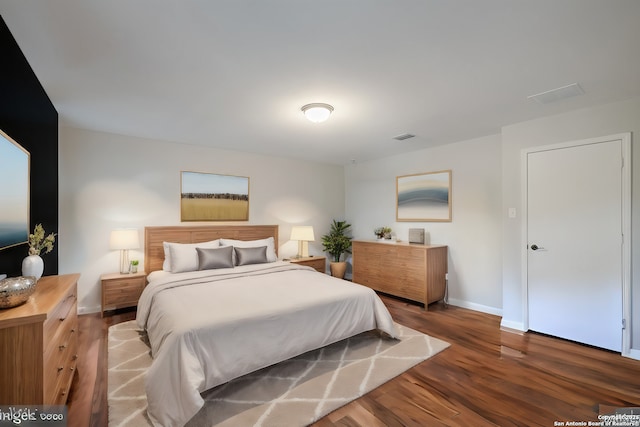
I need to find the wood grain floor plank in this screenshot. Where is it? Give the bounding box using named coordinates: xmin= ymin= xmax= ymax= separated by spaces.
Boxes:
xmin=325 ymin=401 xmax=388 ymax=427
xmin=66 ymin=296 xmax=640 ymax=427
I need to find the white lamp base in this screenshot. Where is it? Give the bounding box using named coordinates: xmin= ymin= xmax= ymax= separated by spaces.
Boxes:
xmin=296 ymin=241 xmax=309 ymax=258
xmin=120 ymin=249 xmax=130 ymax=274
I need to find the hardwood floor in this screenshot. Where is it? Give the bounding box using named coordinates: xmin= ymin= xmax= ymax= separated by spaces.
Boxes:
xmin=67 ymin=296 xmax=640 ymax=427
xmin=67 ymin=309 xmax=136 ymax=427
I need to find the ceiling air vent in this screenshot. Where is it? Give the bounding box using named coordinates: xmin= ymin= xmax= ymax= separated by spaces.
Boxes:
xmin=527 ymin=83 xmax=584 ymax=105
xmin=393 ymin=133 xmax=416 ymax=141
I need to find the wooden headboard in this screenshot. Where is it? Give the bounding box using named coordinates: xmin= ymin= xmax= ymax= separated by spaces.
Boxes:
xmin=144 ymin=225 xmax=279 ymax=274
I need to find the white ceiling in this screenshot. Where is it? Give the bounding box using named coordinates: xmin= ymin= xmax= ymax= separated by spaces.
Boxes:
xmin=1 ymin=1 xmax=639 ymax=165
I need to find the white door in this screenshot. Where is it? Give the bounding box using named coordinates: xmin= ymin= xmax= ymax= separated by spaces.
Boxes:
xmin=527 ymin=139 xmax=622 ymax=351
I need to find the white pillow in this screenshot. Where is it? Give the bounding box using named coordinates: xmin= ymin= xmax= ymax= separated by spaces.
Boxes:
xmin=219 ymin=237 xmax=277 ymax=263
xmin=163 ymin=240 xmax=220 ymax=273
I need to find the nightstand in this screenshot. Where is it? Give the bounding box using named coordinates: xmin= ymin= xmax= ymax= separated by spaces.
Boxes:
xmin=288 ymin=256 xmax=326 ymax=273
xmin=101 ymin=271 xmax=147 ymax=317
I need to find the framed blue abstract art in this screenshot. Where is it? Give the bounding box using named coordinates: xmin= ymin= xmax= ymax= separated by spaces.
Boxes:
xmin=396 ymin=170 xmax=452 ymax=222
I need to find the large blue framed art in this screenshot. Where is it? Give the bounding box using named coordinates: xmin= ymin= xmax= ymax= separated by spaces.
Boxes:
xmin=396 ymin=170 xmax=452 ymax=222
xmin=0 ymin=130 xmax=30 ymax=249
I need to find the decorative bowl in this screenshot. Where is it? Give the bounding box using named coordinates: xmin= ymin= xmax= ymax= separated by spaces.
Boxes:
xmin=0 ymin=276 xmax=37 ymax=309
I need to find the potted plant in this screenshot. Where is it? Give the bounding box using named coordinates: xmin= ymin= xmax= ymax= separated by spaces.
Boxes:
xmin=321 ymin=220 xmax=352 ymax=279
xmin=130 ymin=259 xmax=139 ymax=273
xmin=374 ymin=226 xmax=392 ymax=240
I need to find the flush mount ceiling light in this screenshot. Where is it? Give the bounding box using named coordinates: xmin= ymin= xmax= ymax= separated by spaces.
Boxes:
xmin=301 ymin=103 xmax=334 ymax=123
xmin=393 ymin=133 xmax=416 ymax=141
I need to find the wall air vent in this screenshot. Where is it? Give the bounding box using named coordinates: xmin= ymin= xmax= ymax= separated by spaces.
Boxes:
xmin=527 ymin=83 xmax=584 ymax=105
xmin=393 ymin=133 xmax=416 ymax=141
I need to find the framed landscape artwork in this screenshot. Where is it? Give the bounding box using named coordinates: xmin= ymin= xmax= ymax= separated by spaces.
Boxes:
xmin=396 ymin=170 xmax=452 ymax=222
xmin=0 ymin=129 xmax=30 ymax=250
xmin=181 ymin=171 xmax=249 ymax=221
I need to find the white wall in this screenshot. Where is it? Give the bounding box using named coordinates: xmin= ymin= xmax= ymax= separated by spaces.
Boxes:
xmin=500 ymin=96 xmax=640 ymax=353
xmin=345 ymin=134 xmax=503 ymax=314
xmin=59 ymin=127 xmax=345 ymax=313
xmin=58 ymin=96 xmax=640 ymax=353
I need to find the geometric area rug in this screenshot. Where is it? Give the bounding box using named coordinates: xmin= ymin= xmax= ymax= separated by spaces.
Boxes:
xmin=108 ymin=320 xmax=450 ymax=427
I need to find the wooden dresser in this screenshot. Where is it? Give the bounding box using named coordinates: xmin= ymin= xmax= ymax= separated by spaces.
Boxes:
xmin=352 ymin=240 xmax=447 ymax=310
xmin=0 ymin=273 xmax=79 ymax=404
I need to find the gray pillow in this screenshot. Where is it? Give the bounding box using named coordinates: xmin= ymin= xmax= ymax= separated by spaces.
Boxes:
xmin=196 ymin=246 xmax=234 ymax=270
xmin=234 ymin=246 xmax=268 ymax=266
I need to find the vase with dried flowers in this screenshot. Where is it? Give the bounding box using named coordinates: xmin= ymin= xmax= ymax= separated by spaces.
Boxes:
xmin=22 ymin=224 xmax=56 ymax=280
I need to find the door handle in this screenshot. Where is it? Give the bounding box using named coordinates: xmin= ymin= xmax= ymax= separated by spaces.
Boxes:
xmin=530 ymin=244 xmax=543 ymax=251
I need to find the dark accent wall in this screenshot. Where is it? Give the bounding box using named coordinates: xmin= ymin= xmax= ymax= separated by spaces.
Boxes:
xmin=0 ymin=16 xmax=59 ymax=277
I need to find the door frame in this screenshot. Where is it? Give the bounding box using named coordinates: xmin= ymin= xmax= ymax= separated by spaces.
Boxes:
xmin=520 ymin=133 xmax=632 ymax=357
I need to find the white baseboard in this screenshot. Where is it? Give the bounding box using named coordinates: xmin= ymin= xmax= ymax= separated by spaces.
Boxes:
xmin=499 ymin=318 xmax=526 ymax=332
xmin=446 ymin=299 xmax=526 ymax=332
xmin=78 ymin=305 xmax=101 ymax=315
xmin=624 ymin=348 xmax=640 ymax=361
xmin=446 ymin=298 xmax=502 ymax=317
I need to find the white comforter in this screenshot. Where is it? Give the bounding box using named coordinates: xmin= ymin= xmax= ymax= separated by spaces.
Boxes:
xmin=136 ymin=261 xmax=398 ymax=427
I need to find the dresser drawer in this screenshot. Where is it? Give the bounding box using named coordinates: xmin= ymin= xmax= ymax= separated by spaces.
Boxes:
xmin=103 ymin=278 xmax=145 ymax=306
xmin=51 ymin=360 xmax=77 ymax=404
xmin=44 ymin=303 xmax=77 ymax=403
xmin=289 ymin=257 xmax=326 ymax=273
xmin=43 ymin=285 xmax=77 ymax=350
xmin=44 ymin=304 xmax=77 ymax=368
xmin=44 ymin=331 xmax=77 ymax=404
xmin=303 ymin=258 xmax=325 ymax=272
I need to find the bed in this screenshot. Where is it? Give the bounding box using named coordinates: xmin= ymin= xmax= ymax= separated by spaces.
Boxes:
xmin=136 ymin=225 xmax=398 ymax=427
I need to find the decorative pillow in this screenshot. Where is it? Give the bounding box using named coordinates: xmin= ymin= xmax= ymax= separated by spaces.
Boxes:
xmin=163 ymin=239 xmax=220 ymax=273
xmin=234 ymin=246 xmax=268 ymax=266
xmin=196 ymin=246 xmax=234 ymax=270
xmin=219 ymin=237 xmax=277 ymax=262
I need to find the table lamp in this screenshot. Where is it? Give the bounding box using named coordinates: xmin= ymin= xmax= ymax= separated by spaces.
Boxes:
xmin=109 ymin=229 xmax=140 ymax=274
xmin=290 ymin=226 xmax=315 ymax=258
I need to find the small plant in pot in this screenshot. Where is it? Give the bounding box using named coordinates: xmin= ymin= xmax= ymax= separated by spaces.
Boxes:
xmin=321 ymin=220 xmax=352 ymax=279
xmin=130 ymin=259 xmax=139 ymax=273
xmin=374 ymin=226 xmax=392 ymax=240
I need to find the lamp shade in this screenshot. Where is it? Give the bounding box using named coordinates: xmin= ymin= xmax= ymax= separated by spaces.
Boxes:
xmin=301 ymin=103 xmax=333 ymax=123
xmin=290 ymin=226 xmax=315 ymax=242
xmin=109 ymin=229 xmax=140 ymax=250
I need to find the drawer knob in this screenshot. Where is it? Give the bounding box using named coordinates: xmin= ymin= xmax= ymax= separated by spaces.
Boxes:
xmin=59 ymin=344 xmax=67 ymax=350
xmin=71 ymin=328 xmax=76 ymax=333
xmin=69 ymin=367 xmax=75 ymax=372
xmin=72 ymin=354 xmax=78 ymax=361
xmin=57 ymin=367 xmax=63 ymax=373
